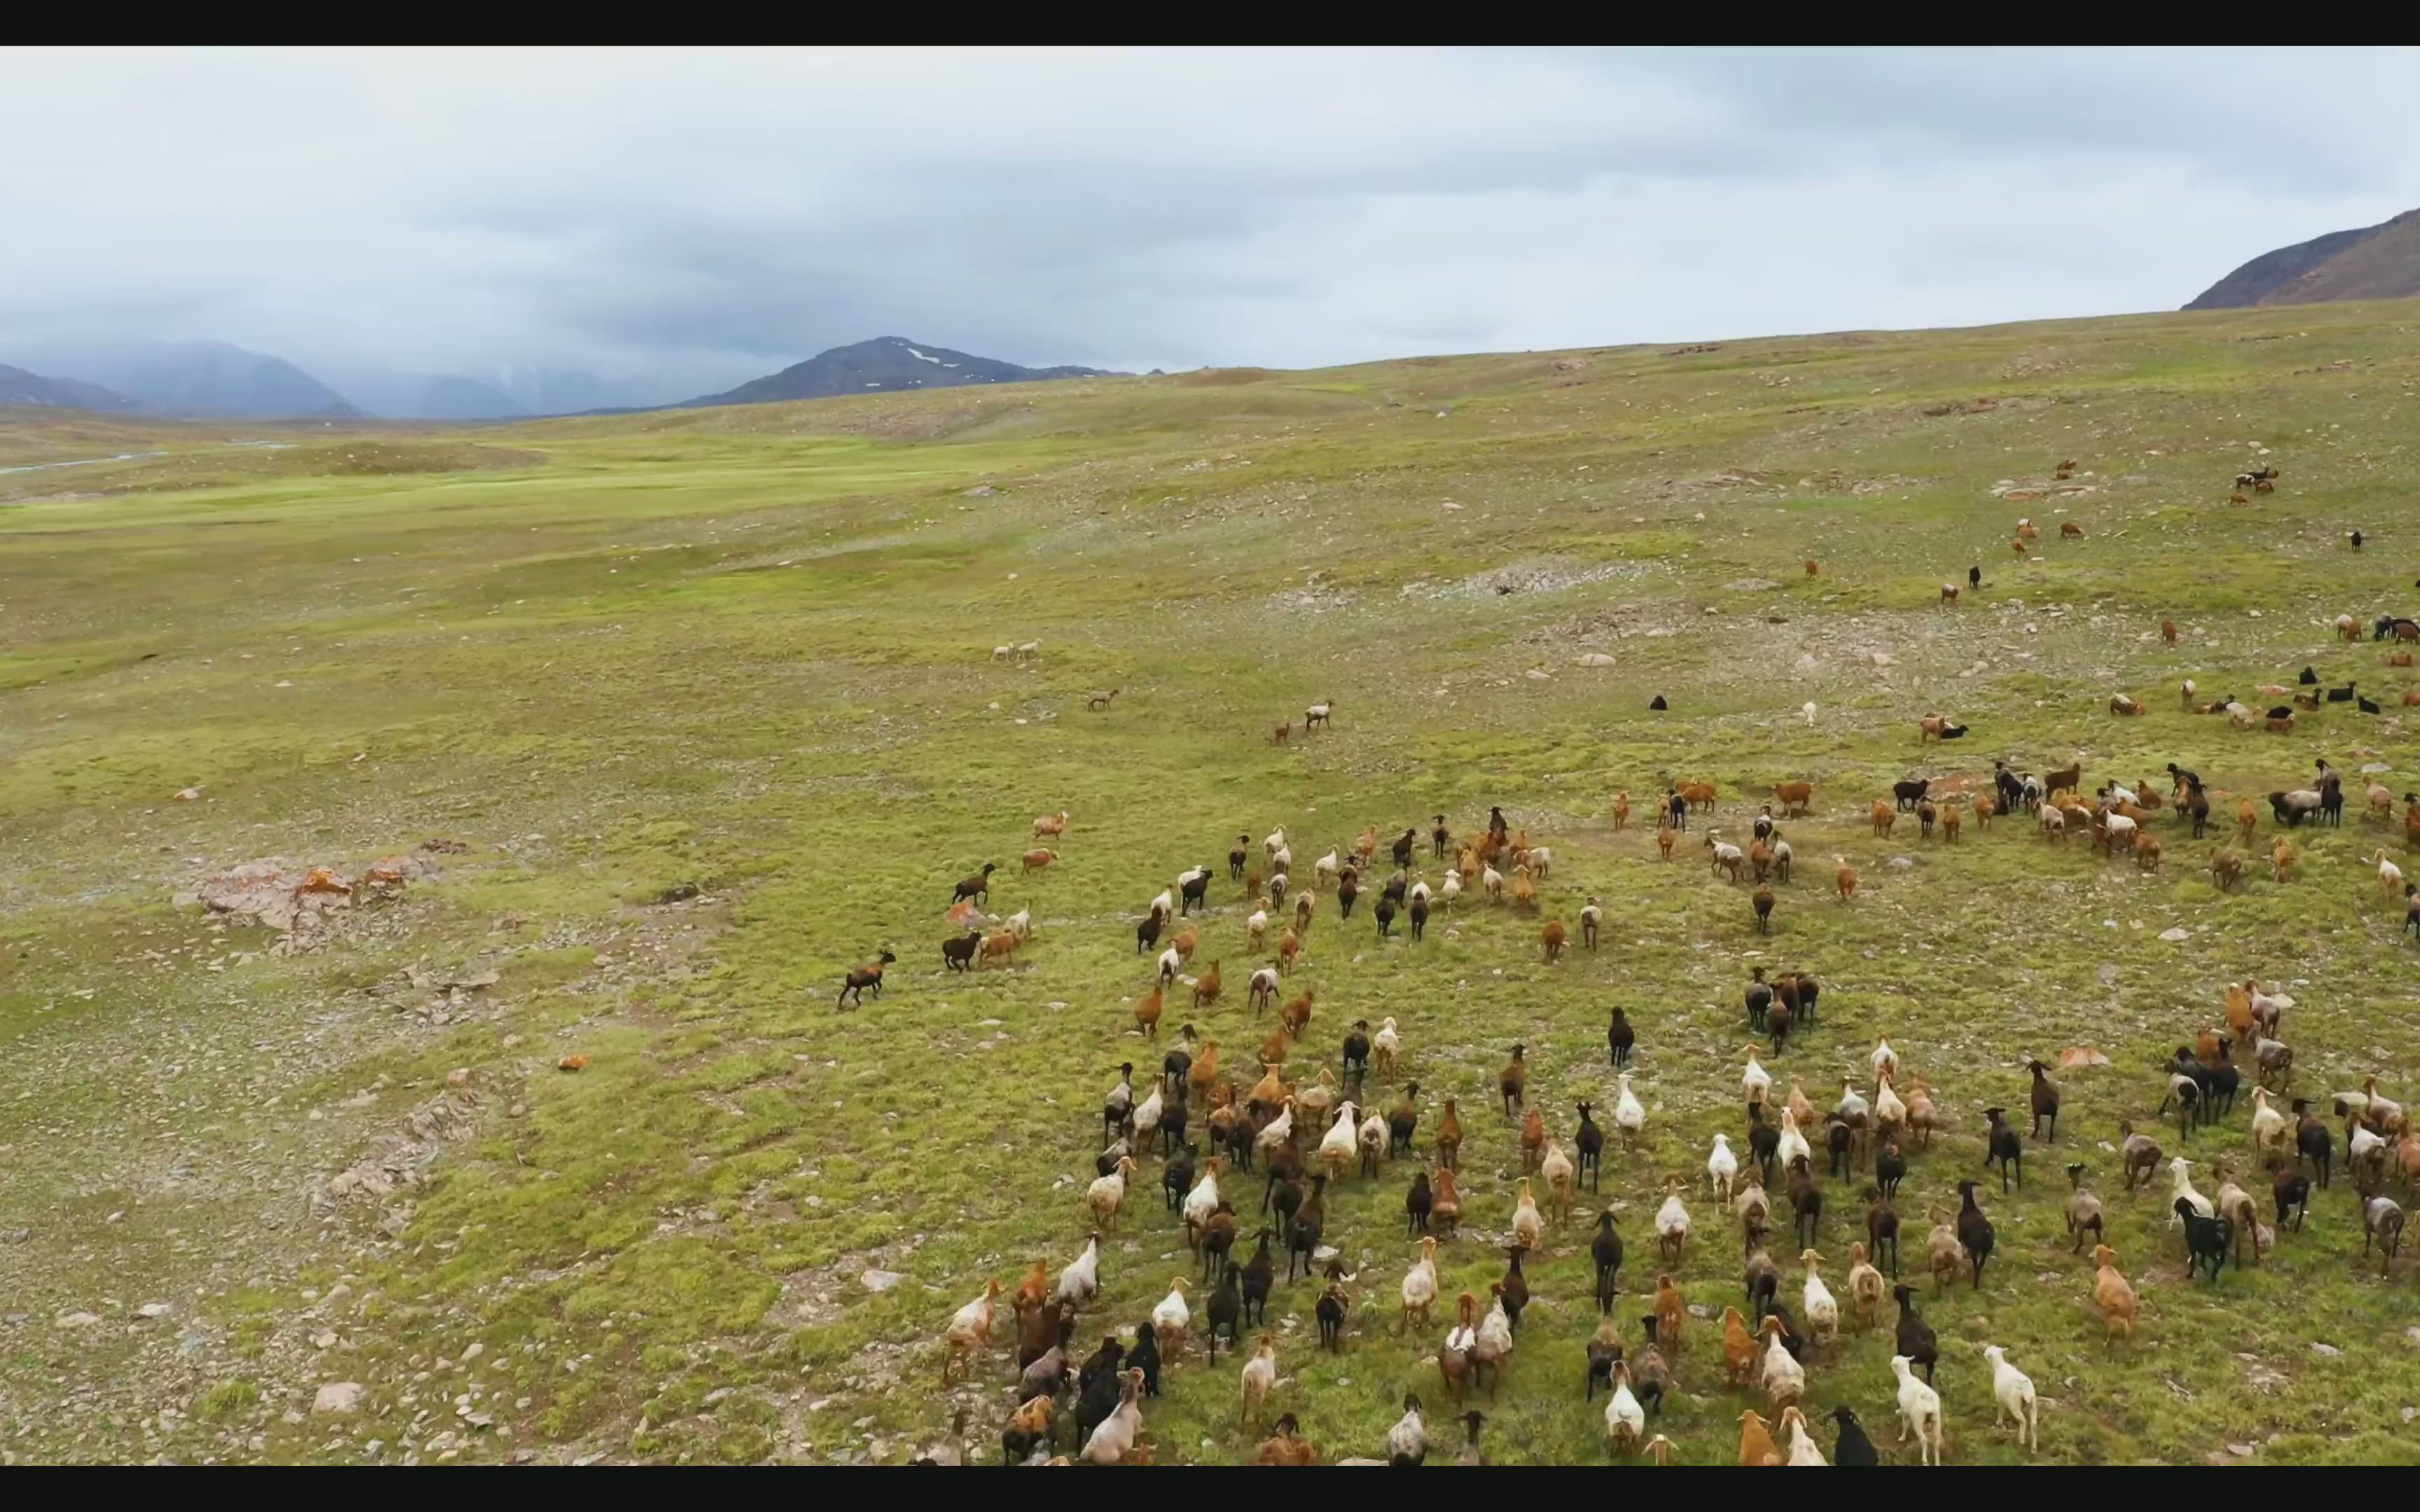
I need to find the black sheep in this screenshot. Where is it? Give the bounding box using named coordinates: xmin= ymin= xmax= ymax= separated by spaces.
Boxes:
xmin=1608 ymin=1007 xmax=1635 ymax=1069
xmin=1316 ymin=1282 xmax=1347 ymax=1351
xmin=1648 ymin=694 xmax=1668 ymax=710
xmin=942 ymin=930 xmax=983 ymax=972
xmin=1968 ymin=565 xmax=1981 ymax=592
xmin=1592 ymin=1210 xmax=1625 ymax=1310
xmin=1984 ymin=1105 xmax=2023 ymax=1191
xmin=1405 ymin=1171 xmax=1432 ymax=1236
xmin=1576 ymin=1102 xmax=1606 ymax=1191
xmin=2178 ymin=1198 xmax=2233 ymax=1282
xmin=1893 ymin=778 xmax=1930 ymax=811
xmin=1865 ymin=1188 xmax=1900 ymax=1276
xmin=1342 ymin=1020 xmax=1372 ymax=1083
xmin=1392 ymin=827 xmax=1418 ymax=868
xmin=1833 ymin=1405 xmax=1880 ymax=1466
xmin=1135 ymin=913 xmax=1162 ymax=953
xmin=1892 ymin=1283 xmax=1938 ymax=1383
xmin=1178 ymin=868 xmax=1211 ymax=915
xmin=1125 ymin=1322 xmax=1162 ymax=1397
xmin=1375 ymin=897 xmax=1397 ymax=939
xmin=1337 ymin=871 xmax=1359 ymax=918
xmin=1875 ymin=1142 xmax=1906 ymax=1201
xmin=1203 ymin=1264 xmax=1242 ymax=1363
xmin=2298 ymin=665 xmax=2319 ymax=685
xmin=1408 ymin=895 xmax=1428 ymax=941
xmin=1744 ymin=968 xmax=1773 ymax=1030
xmin=1229 ymin=833 xmax=1250 ymax=881
xmin=1286 ymin=1175 xmax=1328 ymax=1282
xmin=951 ymin=862 xmax=996 ymax=904
xmin=1432 ymin=814 xmax=1452 ymax=860
xmin=1956 ymin=1179 xmax=1996 ymax=1289
xmin=2269 ymin=1160 xmax=2311 ymax=1232
xmin=2294 ymin=1099 xmax=2332 ymax=1186
xmin=1163 ymin=1142 xmax=1196 ymax=1211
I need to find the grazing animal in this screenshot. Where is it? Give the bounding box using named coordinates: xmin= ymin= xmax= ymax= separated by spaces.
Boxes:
xmin=2092 ymin=1244 xmax=2136 ymax=1340
xmin=838 ymin=949 xmax=898 ymax=1008
xmin=2178 ymin=1197 xmax=2234 ymax=1282
xmin=1892 ymin=1355 xmax=1945 ymax=1465
xmin=1955 ymin=1180 xmax=1996 ymax=1289
xmin=1985 ymin=1345 xmax=2039 ymax=1453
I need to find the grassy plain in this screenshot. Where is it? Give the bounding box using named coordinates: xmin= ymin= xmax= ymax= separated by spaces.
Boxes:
xmin=6 ymin=300 xmax=2420 ymax=1464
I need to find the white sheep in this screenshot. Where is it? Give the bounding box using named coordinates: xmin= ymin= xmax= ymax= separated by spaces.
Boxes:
xmin=1984 ymin=1344 xmax=2038 ymax=1452
xmin=1892 ymin=1355 xmax=1945 ymax=1464
xmin=992 ymin=644 xmax=1013 ymax=661
xmin=1707 ymin=1134 xmax=1739 ymax=1203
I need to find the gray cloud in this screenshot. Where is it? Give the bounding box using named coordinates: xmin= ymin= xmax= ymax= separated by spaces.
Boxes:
xmin=4 ymin=46 xmax=2415 ymax=401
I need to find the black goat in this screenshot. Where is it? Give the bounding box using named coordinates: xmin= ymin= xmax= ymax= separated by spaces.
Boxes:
xmin=942 ymin=930 xmax=984 ymax=971
xmin=2178 ymin=1197 xmax=2233 ymax=1282
xmin=1984 ymin=1106 xmax=2023 ymax=1191
xmin=1892 ymin=1283 xmax=1938 ymax=1383
xmin=1575 ymin=1102 xmax=1606 ymax=1191
xmin=1592 ymin=1210 xmax=1624 ymax=1312
xmin=1956 ymin=1179 xmax=1995 ymax=1289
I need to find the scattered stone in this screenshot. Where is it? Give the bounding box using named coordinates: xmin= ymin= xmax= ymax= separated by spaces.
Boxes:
xmin=861 ymin=1270 xmax=907 ymax=1294
xmin=1888 ymin=857 xmax=1914 ymax=870
xmin=1723 ymin=578 xmax=1780 ymax=592
xmin=314 ymin=1382 xmax=366 ymax=1415
xmin=2310 ymin=1342 xmax=2342 ymax=1358
xmin=137 ymin=1302 xmax=173 ymax=1319
xmin=2227 ymin=1443 xmax=2257 ymax=1457
xmin=2158 ymin=927 xmax=2190 ymax=943
xmin=445 ymin=1069 xmax=471 ymax=1088
xmin=174 ymin=788 xmax=202 ymax=802
xmin=55 ymin=1312 xmax=101 ymax=1329
xmin=315 ymin=1331 xmax=339 ymax=1349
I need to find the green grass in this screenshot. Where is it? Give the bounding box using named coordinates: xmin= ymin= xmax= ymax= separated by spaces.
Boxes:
xmin=6 ymin=298 xmax=2420 ymax=1464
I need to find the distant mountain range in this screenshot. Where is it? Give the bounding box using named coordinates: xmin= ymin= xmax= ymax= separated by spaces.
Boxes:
xmin=683 ymin=336 xmax=1120 ymax=407
xmin=2186 ymin=208 xmax=2420 ymax=309
xmin=0 ymin=363 xmax=138 ymax=412
xmin=0 ymin=334 xmax=1120 ymax=421
xmin=2 ymin=339 xmax=359 ymax=419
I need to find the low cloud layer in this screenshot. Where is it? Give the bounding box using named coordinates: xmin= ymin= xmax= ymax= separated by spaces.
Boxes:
xmin=5 ymin=46 xmax=2415 ymax=400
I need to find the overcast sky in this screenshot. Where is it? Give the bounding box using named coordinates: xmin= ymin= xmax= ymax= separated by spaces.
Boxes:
xmin=4 ymin=46 xmax=2416 ymax=399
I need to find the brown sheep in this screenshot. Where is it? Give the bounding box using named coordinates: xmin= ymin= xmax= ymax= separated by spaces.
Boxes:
xmin=1193 ymin=960 xmax=1223 ymax=1009
xmin=2391 ymin=652 xmax=2416 ymax=668
xmin=1023 ymin=847 xmax=1059 ymax=872
xmin=1772 ymin=781 xmax=1813 ymax=817
xmin=1941 ymin=583 xmax=1961 ymax=605
xmin=2210 ymin=850 xmax=2244 ymax=893
xmin=1542 ymin=919 xmax=1567 ymax=963
xmin=1804 ymin=559 xmax=1820 ymax=578
xmin=2059 ymin=521 xmax=2085 ymax=538
xmin=981 ymin=930 xmax=1021 ymax=967
xmin=2162 ymin=619 xmax=2178 ymax=643
xmin=1613 ymin=792 xmax=1632 ymax=831
xmin=1870 ymin=801 xmax=1896 ymax=838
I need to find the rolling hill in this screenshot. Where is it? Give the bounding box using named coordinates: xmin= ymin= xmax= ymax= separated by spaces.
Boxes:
xmin=682 ymin=335 xmax=1119 ymax=407
xmin=0 ymin=363 xmax=137 ymax=412
xmin=2185 ymin=207 xmax=2420 ymax=309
